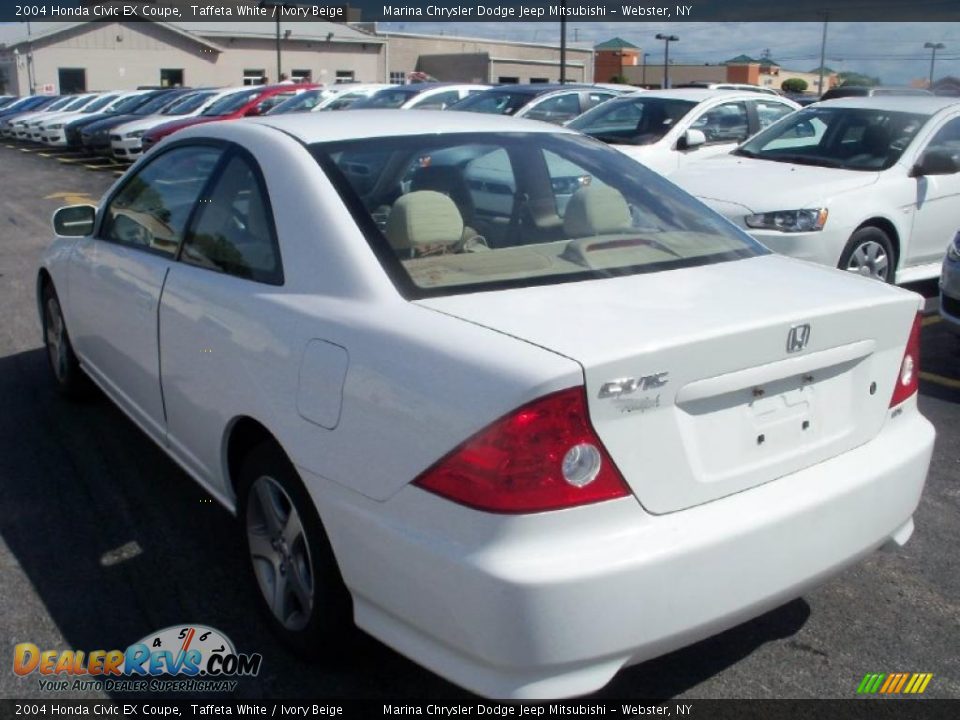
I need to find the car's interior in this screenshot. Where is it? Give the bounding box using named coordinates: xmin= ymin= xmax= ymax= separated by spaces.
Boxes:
xmin=320 ymin=134 xmax=755 ymax=290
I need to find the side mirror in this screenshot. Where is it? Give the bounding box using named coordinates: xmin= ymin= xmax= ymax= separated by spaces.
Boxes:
xmin=678 ymin=129 xmax=707 ymax=150
xmin=911 ymin=149 xmax=960 ymax=177
xmin=52 ymin=205 xmax=96 ymax=237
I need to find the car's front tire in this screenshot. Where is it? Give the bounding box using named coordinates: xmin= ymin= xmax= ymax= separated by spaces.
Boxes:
xmin=839 ymin=226 xmax=895 ymax=283
xmin=238 ymin=442 xmax=354 ymax=657
xmin=41 ymin=283 xmax=89 ymax=398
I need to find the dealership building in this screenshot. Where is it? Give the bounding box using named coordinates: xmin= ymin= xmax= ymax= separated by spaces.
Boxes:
xmin=0 ymin=11 xmax=594 ymax=96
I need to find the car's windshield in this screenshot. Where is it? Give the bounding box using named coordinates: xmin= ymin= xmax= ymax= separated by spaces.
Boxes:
xmin=202 ymin=89 xmax=262 ymax=116
xmin=735 ymin=106 xmax=928 ymax=171
xmin=267 ymin=89 xmax=325 ymax=114
xmin=60 ymin=95 xmax=93 ymax=111
xmin=163 ymin=91 xmax=215 ymax=115
xmin=43 ymin=97 xmax=74 ymax=111
xmin=82 ymin=94 xmax=119 ymax=113
xmin=133 ymin=93 xmax=182 ymax=116
xmin=450 ymin=91 xmax=538 ymax=116
xmin=351 ymin=87 xmax=421 ymax=109
xmin=313 ymin=132 xmax=764 ymax=297
xmin=567 ymin=97 xmax=697 ymax=146
xmin=109 ymin=94 xmax=151 ymax=114
xmin=322 ymin=92 xmax=369 ymax=111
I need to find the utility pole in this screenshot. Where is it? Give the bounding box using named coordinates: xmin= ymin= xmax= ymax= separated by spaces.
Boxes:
xmin=25 ymin=20 xmax=35 ymax=95
xmin=642 ymin=52 xmax=649 ymax=86
xmin=924 ymin=42 xmax=945 ymax=88
xmin=818 ymin=11 xmax=829 ymax=95
xmin=655 ymin=33 xmax=678 ymax=89
xmin=259 ymin=1 xmax=284 ymax=83
xmin=559 ymin=0 xmax=567 ymax=83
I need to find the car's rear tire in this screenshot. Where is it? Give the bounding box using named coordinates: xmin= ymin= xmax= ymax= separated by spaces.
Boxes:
xmin=839 ymin=227 xmax=895 ymax=283
xmin=41 ymin=283 xmax=89 ymax=398
xmin=238 ymin=441 xmax=354 ymax=658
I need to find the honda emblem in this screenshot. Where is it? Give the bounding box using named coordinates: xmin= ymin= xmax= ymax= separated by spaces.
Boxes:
xmin=787 ymin=324 xmax=811 ymax=353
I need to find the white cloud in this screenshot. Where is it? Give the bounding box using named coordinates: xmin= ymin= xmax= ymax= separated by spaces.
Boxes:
xmin=380 ymin=21 xmax=960 ymax=85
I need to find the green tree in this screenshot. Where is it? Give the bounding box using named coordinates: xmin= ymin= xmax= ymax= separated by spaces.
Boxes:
xmin=781 ymin=78 xmax=809 ymax=93
xmin=838 ymin=71 xmax=881 ymax=87
xmin=608 ymin=74 xmax=630 ymax=84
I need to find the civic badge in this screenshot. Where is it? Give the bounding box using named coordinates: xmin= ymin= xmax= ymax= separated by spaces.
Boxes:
xmin=787 ymin=324 xmax=811 ymax=353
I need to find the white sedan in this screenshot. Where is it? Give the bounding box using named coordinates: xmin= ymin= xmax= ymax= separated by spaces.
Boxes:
xmin=567 ymin=89 xmax=799 ymax=176
xmin=670 ymin=96 xmax=960 ymax=283
xmin=39 ymin=111 xmax=933 ymax=699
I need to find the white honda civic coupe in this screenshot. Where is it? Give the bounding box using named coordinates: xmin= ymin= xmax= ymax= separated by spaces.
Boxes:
xmin=38 ymin=111 xmax=934 ymax=699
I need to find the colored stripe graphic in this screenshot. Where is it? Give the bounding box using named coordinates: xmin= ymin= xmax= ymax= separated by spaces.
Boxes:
xmin=857 ymin=673 xmax=933 ymax=694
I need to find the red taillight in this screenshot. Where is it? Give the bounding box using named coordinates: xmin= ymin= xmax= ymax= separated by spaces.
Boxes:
xmin=890 ymin=312 xmax=922 ymax=408
xmin=414 ymin=387 xmax=631 ymax=513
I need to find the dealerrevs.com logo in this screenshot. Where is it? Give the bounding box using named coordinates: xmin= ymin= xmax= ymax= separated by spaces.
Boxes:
xmin=13 ymin=625 xmax=262 ymax=693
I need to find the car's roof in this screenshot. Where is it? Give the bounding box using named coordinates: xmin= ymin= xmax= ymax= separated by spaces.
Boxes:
xmin=813 ymin=95 xmax=960 ymax=114
xmin=247 ymin=109 xmax=575 ymax=143
xmin=623 ymin=88 xmax=765 ymax=102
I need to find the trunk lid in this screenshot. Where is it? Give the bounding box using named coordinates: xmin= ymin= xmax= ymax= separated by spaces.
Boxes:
xmin=416 ymin=254 xmax=921 ymax=514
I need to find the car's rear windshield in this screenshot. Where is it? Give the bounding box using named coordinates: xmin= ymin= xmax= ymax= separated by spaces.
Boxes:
xmin=312 ymin=132 xmax=764 ymax=298
xmin=202 ymin=89 xmax=262 ymax=116
xmin=567 ymin=97 xmax=697 ymax=146
xmin=735 ymin=106 xmax=928 ymax=171
xmin=450 ymin=91 xmax=539 ymax=115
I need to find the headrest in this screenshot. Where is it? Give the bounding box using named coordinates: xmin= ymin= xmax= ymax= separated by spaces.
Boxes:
xmin=563 ymin=185 xmax=632 ymax=237
xmin=385 ymin=190 xmax=464 ymax=252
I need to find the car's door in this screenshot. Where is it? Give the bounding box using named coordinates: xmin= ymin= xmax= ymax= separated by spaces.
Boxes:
xmin=679 ymin=99 xmax=751 ymax=169
xmin=159 ymin=149 xmax=285 ymax=487
xmin=749 ymin=97 xmax=796 ymax=133
xmin=67 ymin=144 xmax=224 ymax=442
xmin=906 ymin=115 xmax=960 ymax=266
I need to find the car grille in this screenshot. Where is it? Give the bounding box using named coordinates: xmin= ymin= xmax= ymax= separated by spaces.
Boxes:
xmin=942 ymin=293 xmax=960 ymax=319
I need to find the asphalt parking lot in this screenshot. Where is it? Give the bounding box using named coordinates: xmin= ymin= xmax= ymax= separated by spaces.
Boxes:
xmin=0 ymin=140 xmax=957 ymax=701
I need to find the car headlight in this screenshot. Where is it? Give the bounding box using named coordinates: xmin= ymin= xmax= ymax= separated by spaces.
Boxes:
xmin=48 ymin=124 xmax=63 ymax=130
xmin=125 ymin=130 xmax=145 ymax=139
xmin=744 ymin=208 xmax=829 ymax=233
xmin=948 ymin=232 xmax=960 ymax=261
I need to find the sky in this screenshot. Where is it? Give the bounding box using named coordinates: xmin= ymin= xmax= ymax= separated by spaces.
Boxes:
xmin=380 ymin=21 xmax=960 ymax=86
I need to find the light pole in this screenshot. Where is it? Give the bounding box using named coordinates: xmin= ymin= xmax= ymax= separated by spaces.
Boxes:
xmin=655 ymin=34 xmax=678 ymax=89
xmin=258 ymin=1 xmax=287 ymax=83
xmin=559 ymin=0 xmax=567 ymax=83
xmin=924 ymin=42 xmax=945 ymax=89
xmin=642 ymin=52 xmax=650 ymax=86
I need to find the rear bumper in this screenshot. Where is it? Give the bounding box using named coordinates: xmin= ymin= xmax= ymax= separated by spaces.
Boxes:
xmin=306 ymin=404 xmax=933 ymax=699
xmin=940 ymin=256 xmax=960 ymax=334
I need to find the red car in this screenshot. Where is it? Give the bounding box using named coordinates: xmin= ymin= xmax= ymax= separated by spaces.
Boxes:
xmin=141 ymin=84 xmax=320 ymax=152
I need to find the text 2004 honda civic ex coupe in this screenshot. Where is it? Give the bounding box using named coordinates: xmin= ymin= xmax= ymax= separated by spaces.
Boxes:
xmin=38 ymin=111 xmax=934 ymax=699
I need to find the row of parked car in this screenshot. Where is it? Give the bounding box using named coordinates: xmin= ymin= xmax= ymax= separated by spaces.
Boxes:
xmin=3 ymin=80 xmax=959 ymax=320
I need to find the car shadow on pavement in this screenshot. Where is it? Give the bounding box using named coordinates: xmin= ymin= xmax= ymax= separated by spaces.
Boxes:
xmin=1 ymin=346 xmax=810 ymax=701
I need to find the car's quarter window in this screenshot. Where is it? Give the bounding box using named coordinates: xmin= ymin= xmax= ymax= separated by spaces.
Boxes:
xmin=101 ymin=145 xmax=223 ymax=257
xmin=181 ymin=153 xmax=283 ymax=285
xmin=313 ymin=132 xmax=766 ymax=297
xmin=568 ymin=96 xmax=697 ymax=146
xmin=737 ymin=107 xmax=928 ymax=171
xmin=690 ymin=102 xmax=750 ymax=144
xmin=753 ymin=99 xmax=795 ymax=130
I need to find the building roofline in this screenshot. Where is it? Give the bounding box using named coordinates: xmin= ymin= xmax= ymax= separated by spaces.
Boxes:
xmin=371 ymin=30 xmax=592 ymax=54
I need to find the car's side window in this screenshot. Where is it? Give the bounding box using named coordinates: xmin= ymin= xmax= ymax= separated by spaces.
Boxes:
xmin=690 ymin=102 xmax=750 ymax=144
xmin=101 ymin=146 xmax=223 ymax=257
xmin=754 ymin=100 xmax=795 ymax=130
xmin=524 ymin=93 xmax=581 ymax=123
xmin=181 ymin=153 xmax=283 ymax=285
xmin=585 ymin=92 xmax=617 ymax=110
xmin=923 ymin=117 xmax=960 ymax=158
